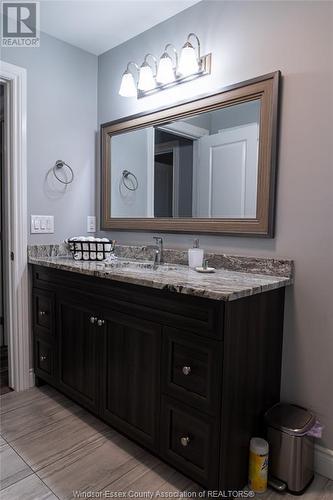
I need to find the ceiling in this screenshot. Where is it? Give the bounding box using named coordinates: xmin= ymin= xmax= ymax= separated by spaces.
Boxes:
xmin=37 ymin=0 xmax=201 ymax=55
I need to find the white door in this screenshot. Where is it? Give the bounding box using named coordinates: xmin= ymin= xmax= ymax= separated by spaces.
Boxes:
xmin=194 ymin=123 xmax=259 ymax=218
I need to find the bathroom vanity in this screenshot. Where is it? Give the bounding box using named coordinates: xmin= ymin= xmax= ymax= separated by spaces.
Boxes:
xmin=29 ymin=249 xmax=292 ymax=491
xmin=28 ymin=68 xmax=285 ymax=492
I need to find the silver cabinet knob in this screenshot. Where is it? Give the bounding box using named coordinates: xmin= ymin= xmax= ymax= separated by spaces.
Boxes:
xmin=97 ymin=319 xmax=105 ymax=327
xmin=39 ymin=310 xmax=47 ymax=317
xmin=180 ymin=436 xmax=190 ymax=447
xmin=182 ymin=366 xmax=191 ymax=376
xmin=40 ymin=354 xmax=47 ymax=362
xmin=89 ymin=316 xmax=97 ymax=324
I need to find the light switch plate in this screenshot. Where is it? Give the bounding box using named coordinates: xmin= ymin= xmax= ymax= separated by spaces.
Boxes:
xmin=31 ymin=215 xmax=54 ymax=234
xmin=87 ymin=216 xmax=96 ymax=233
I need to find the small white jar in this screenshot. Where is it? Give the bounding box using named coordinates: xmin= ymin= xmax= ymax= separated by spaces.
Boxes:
xmin=188 ymin=239 xmax=204 ymax=268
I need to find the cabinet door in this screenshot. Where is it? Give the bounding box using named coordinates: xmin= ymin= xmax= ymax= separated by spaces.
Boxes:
xmin=57 ymin=296 xmax=100 ymax=413
xmin=100 ymin=311 xmax=161 ymax=451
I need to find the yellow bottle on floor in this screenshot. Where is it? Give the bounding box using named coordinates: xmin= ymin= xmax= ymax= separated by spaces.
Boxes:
xmin=248 ymin=437 xmax=269 ymax=493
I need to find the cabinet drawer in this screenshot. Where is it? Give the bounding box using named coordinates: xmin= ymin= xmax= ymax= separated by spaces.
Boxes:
xmin=33 ymin=289 xmax=54 ymax=336
xmin=160 ymin=397 xmax=219 ymax=488
xmin=162 ymin=327 xmax=222 ymax=415
xmin=35 ymin=339 xmax=54 ymax=379
xmin=32 ymin=266 xmax=223 ymax=339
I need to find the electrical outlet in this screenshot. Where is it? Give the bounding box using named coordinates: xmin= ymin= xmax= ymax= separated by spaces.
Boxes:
xmin=31 ymin=215 xmax=54 ymax=234
xmin=87 ymin=216 xmax=96 ymax=233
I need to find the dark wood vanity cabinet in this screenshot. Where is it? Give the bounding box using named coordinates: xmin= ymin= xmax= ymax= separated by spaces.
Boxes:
xmin=32 ymin=265 xmax=285 ymax=491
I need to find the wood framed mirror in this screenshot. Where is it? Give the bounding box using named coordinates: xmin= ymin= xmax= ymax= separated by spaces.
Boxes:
xmin=101 ymin=71 xmax=280 ymax=236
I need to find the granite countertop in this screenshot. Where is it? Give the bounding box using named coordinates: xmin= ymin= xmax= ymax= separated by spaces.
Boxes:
xmin=28 ymin=253 xmax=293 ymax=302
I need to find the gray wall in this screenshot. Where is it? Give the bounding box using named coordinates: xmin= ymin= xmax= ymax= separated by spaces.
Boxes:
xmin=1 ymin=32 xmax=98 ymax=244
xmin=98 ymin=1 xmax=333 ymax=449
xmin=111 ymin=128 xmax=150 ymax=217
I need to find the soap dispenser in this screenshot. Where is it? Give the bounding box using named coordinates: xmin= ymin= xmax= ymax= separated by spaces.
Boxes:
xmin=188 ymin=239 xmax=204 ymax=268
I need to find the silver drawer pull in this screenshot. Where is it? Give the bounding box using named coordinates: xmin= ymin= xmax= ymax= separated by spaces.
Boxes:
xmin=97 ymin=319 xmax=105 ymax=327
xmin=180 ymin=436 xmax=190 ymax=447
xmin=89 ymin=316 xmax=97 ymax=324
xmin=39 ymin=310 xmax=47 ymax=317
xmin=182 ymin=366 xmax=191 ymax=376
xmin=40 ymin=354 xmax=47 ymax=362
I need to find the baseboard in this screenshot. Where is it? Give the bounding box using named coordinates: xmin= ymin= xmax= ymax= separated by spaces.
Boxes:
xmin=314 ymin=444 xmax=333 ymax=480
xmin=29 ymin=368 xmax=35 ymax=388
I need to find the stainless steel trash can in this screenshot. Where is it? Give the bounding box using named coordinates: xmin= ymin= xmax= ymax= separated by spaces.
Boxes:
xmin=265 ymin=403 xmax=315 ymax=494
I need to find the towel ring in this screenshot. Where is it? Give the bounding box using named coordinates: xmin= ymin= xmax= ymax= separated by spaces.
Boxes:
xmin=53 ymin=160 xmax=74 ymax=185
xmin=122 ymin=170 xmax=138 ymax=191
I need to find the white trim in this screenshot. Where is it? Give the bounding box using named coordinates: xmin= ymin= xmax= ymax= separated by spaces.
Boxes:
xmin=158 ymin=121 xmax=209 ymax=140
xmin=314 ymin=445 xmax=333 ymax=480
xmin=0 ymin=60 xmax=30 ymax=391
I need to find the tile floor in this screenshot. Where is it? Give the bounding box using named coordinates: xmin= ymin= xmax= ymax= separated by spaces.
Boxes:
xmin=0 ymin=386 xmax=332 ymax=500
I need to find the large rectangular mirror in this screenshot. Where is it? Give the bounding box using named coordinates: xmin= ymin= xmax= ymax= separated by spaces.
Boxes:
xmin=101 ymin=72 xmax=280 ymax=236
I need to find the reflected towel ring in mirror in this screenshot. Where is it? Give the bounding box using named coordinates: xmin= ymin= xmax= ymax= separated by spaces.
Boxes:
xmin=53 ymin=160 xmax=74 ymax=185
xmin=122 ymin=170 xmax=138 ymax=191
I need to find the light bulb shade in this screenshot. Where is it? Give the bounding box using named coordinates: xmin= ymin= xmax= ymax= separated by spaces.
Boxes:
xmin=156 ymin=54 xmax=175 ymax=84
xmin=178 ymin=44 xmax=200 ymax=76
xmin=119 ymin=71 xmax=137 ymax=97
xmin=138 ymin=64 xmax=156 ymax=91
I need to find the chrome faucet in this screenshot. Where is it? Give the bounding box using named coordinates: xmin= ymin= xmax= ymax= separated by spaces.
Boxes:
xmin=153 ymin=237 xmax=164 ymax=269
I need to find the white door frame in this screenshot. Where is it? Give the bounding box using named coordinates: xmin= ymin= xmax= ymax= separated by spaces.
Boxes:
xmin=0 ymin=60 xmax=31 ymax=391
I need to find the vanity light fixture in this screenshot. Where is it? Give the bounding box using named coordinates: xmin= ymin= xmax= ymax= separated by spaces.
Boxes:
xmin=178 ymin=33 xmax=201 ymax=76
xmin=138 ymin=54 xmax=157 ymax=91
xmin=156 ymin=44 xmax=177 ymax=84
xmin=119 ymin=62 xmax=139 ymax=97
xmin=118 ymin=32 xmax=211 ymax=98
